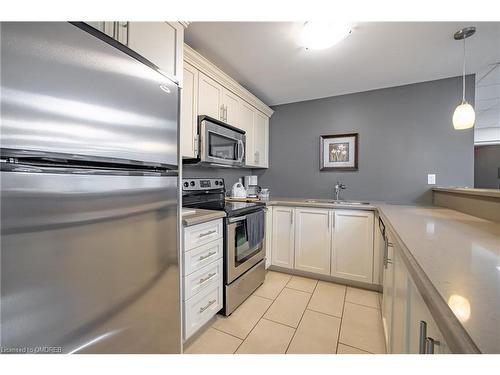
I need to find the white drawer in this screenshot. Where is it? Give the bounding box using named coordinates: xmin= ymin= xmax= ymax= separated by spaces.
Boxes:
xmin=183 ymin=282 xmax=223 ymax=340
xmin=184 ymin=219 xmax=223 ymax=251
xmin=183 ymin=258 xmax=223 ymax=301
xmin=183 ymin=238 xmax=223 ymax=276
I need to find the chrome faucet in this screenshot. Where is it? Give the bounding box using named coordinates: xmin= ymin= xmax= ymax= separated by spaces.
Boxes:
xmin=333 ymin=181 xmax=346 ymax=201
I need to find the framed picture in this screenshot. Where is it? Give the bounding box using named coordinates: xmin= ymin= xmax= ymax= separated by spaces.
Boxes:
xmin=320 ymin=133 xmax=359 ymax=171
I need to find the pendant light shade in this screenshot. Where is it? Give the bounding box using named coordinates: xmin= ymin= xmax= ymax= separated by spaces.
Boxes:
xmin=452 ymin=26 xmax=476 ymax=130
xmin=453 ymin=101 xmax=476 ymax=130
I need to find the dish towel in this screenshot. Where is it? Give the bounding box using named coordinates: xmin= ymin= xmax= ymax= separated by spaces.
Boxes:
xmin=246 ymin=210 xmax=265 ymax=250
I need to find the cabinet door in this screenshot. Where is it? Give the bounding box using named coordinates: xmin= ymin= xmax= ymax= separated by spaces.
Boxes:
xmin=381 ymin=233 xmax=395 ymax=353
xmin=239 ymin=102 xmax=255 ymax=166
xmin=198 ymin=72 xmax=223 ymax=120
xmin=407 ymin=277 xmax=448 ymax=354
xmin=180 ymin=62 xmax=199 ymax=158
xmin=271 ymin=207 xmax=295 ymax=269
xmin=86 ymin=22 xmax=115 ymax=38
xmin=331 ymin=210 xmax=374 ymax=282
xmin=391 ymin=245 xmax=410 ymax=354
xmin=294 ymin=208 xmax=331 ymax=275
xmin=265 ymin=207 xmax=273 ymax=269
xmin=128 ymin=22 xmax=181 ymax=80
xmin=222 ymin=89 xmax=240 ymax=126
xmin=253 ymin=111 xmax=269 ymax=168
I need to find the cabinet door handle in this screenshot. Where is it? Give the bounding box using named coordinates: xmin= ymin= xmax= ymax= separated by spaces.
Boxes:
xmin=198 ymin=230 xmax=216 ymax=238
xmin=199 ymin=272 xmax=217 ymax=285
xmin=419 ymin=321 xmax=427 ymax=354
xmin=199 ymin=251 xmax=216 ymax=261
xmin=224 ymin=106 xmax=228 ymax=122
xmin=220 ymin=105 xmax=224 ymax=120
xmin=425 ymin=337 xmax=439 ymax=354
xmin=199 ymin=299 xmax=216 ymax=313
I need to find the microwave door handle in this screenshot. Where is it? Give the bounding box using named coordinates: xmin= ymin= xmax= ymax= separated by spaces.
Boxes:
xmin=238 ymin=140 xmax=245 ymax=163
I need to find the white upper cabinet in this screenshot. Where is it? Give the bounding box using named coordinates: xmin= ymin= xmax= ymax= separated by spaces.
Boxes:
xmin=180 ymin=62 xmax=198 ymax=158
xmin=127 ymin=22 xmax=183 ymax=82
xmin=198 ymin=72 xmax=224 ymax=120
xmin=331 ymin=210 xmax=374 ymax=283
xmin=239 ymin=101 xmax=255 ymax=166
xmin=271 ymin=207 xmax=295 ymax=269
xmin=222 ymin=89 xmax=240 ymax=126
xmin=253 ymin=110 xmax=269 ymax=168
xmin=86 ymin=21 xmax=184 ymax=83
xmin=294 ymin=208 xmax=331 ymax=275
xmin=182 ymin=44 xmax=272 ymax=167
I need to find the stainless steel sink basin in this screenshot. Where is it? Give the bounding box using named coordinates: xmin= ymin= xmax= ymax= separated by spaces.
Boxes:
xmin=305 ymin=199 xmax=370 ymax=205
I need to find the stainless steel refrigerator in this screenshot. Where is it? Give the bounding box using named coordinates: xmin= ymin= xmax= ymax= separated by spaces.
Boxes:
xmin=0 ymin=22 xmax=181 ymax=353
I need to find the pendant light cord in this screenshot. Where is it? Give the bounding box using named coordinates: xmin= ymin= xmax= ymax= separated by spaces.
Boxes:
xmin=462 ymin=37 xmax=466 ymax=102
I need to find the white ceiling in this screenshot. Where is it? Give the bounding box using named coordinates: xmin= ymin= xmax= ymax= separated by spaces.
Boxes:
xmin=185 ymin=22 xmax=500 ymax=106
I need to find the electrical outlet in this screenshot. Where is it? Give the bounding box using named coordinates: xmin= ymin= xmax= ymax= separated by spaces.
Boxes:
xmin=427 ymin=174 xmax=436 ymax=185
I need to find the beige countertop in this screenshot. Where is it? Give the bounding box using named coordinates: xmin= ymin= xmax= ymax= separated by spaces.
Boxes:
xmin=433 ymin=187 xmax=500 ymax=199
xmin=182 ymin=196 xmax=499 ymax=352
xmin=378 ymin=204 xmax=500 ymax=353
xmin=182 ymin=208 xmax=226 ymax=227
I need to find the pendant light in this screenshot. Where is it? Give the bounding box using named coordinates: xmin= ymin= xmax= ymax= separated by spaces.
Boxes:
xmin=452 ymin=26 xmax=476 ymax=130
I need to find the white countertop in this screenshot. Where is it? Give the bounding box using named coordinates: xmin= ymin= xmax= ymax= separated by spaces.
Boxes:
xmin=378 ymin=204 xmax=500 ymax=353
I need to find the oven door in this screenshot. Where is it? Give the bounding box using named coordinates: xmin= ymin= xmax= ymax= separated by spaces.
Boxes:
xmin=200 ymin=118 xmax=245 ymax=167
xmin=226 ymin=214 xmax=265 ymax=283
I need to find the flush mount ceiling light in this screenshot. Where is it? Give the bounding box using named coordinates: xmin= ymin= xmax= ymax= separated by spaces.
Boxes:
xmin=301 ymin=21 xmax=351 ymax=50
xmin=452 ymin=26 xmax=476 ymax=130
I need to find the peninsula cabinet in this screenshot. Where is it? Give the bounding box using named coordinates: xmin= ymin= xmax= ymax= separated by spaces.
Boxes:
xmin=382 ymin=229 xmax=448 ymax=354
xmin=270 ymin=207 xmax=377 ymax=284
xmin=331 ymin=210 xmax=374 ymax=283
xmin=294 ymin=208 xmax=331 ymax=275
xmin=86 ymin=22 xmax=185 ymax=83
xmin=271 ymin=207 xmax=295 ymax=269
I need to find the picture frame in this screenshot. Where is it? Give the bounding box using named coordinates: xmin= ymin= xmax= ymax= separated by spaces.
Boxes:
xmin=320 ymin=133 xmax=359 ymax=171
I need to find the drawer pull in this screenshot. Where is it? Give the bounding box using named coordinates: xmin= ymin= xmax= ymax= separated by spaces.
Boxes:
xmin=199 ymin=230 xmax=216 ymax=238
xmin=199 ymin=299 xmax=216 ymax=313
xmin=199 ymin=251 xmax=217 ymax=261
xmin=199 ymin=272 xmax=217 ymax=285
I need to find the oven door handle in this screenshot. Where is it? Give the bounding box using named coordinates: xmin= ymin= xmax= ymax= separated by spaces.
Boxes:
xmin=228 ymin=215 xmax=247 ymax=223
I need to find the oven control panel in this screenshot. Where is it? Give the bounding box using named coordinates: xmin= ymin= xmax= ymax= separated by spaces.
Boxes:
xmin=182 ymin=178 xmax=225 ymax=191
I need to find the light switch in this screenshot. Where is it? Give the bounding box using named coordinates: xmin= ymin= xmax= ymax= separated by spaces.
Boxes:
xmin=427 ymin=174 xmax=436 ymax=185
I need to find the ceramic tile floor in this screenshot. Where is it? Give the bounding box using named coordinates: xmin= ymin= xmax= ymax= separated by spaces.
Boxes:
xmin=184 ymin=271 xmax=387 ymax=354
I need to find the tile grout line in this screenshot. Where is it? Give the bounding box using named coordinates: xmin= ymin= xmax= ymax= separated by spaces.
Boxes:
xmin=284 ymin=279 xmax=318 ymax=354
xmin=335 ymin=285 xmax=348 ymax=354
xmin=232 ymin=274 xmax=292 ymax=353
xmin=344 ymin=300 xmax=382 ymax=311
xmin=337 ymin=342 xmax=373 ymax=354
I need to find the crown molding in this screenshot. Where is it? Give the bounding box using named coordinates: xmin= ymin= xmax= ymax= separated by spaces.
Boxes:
xmin=184 ymin=43 xmax=273 ymax=118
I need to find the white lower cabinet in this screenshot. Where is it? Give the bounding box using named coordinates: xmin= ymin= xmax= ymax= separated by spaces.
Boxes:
xmin=270 ymin=207 xmax=376 ymax=283
xmin=331 ymin=210 xmax=374 ymax=283
xmin=182 ymin=218 xmax=223 ymax=341
xmin=294 ymin=208 xmax=331 ymax=275
xmin=184 ymin=281 xmax=223 ymax=339
xmin=381 ymin=232 xmax=395 ymax=352
xmin=382 ymin=229 xmax=448 ymax=354
xmin=271 ymin=206 xmax=295 ymax=269
xmin=265 ymin=207 xmax=273 ymax=269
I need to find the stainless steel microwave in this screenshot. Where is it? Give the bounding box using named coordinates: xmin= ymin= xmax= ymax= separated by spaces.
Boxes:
xmin=198 ymin=116 xmax=246 ymax=168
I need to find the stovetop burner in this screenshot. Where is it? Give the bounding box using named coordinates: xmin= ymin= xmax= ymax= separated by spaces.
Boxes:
xmin=182 ymin=177 xmax=265 ymax=217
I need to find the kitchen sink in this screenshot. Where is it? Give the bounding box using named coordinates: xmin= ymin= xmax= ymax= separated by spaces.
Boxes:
xmin=305 ymin=199 xmax=370 ymax=205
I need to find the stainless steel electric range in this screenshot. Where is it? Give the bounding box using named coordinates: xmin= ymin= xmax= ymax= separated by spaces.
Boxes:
xmin=182 ymin=178 xmax=266 ymax=315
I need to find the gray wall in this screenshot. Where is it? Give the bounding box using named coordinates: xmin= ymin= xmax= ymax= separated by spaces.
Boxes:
xmin=255 ymin=76 xmax=475 ymax=204
xmin=474 ymin=145 xmax=500 ymax=189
